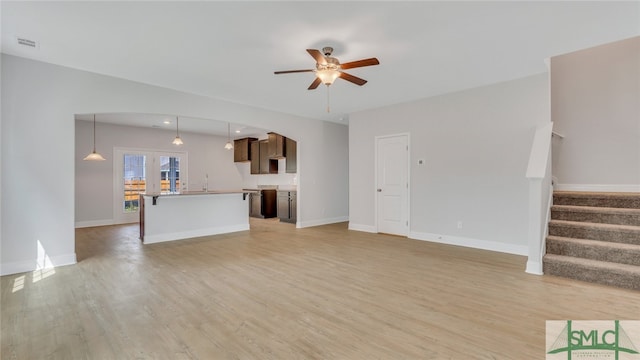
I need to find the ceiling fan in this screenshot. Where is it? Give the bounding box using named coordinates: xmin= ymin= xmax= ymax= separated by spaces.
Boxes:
xmin=274 ymin=47 xmax=380 ymax=90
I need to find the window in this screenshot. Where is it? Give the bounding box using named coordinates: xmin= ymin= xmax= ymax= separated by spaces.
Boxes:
xmin=114 ymin=148 xmax=187 ymax=224
xmin=123 ymin=154 xmax=146 ymax=212
xmin=159 ymin=156 xmax=180 ymax=194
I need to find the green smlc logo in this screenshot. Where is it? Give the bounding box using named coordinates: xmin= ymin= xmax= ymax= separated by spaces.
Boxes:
xmin=548 ymin=320 xmax=639 ymax=359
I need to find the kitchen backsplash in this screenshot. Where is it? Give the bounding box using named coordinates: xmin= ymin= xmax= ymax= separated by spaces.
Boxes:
xmin=236 ymin=160 xmax=297 ymax=189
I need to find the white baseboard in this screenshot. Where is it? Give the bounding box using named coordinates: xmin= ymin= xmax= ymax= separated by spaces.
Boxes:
xmin=554 ymin=184 xmax=640 ymax=192
xmin=408 ymin=231 xmax=528 ymax=256
xmin=297 ymin=216 xmax=349 ymax=229
xmin=75 ymin=219 xmax=116 ymax=228
xmin=526 ymin=260 xmax=544 ymax=275
xmin=348 ymin=223 xmax=377 ymax=233
xmin=1 ymin=252 xmax=77 ymax=276
xmin=143 ymin=224 xmax=250 ymax=244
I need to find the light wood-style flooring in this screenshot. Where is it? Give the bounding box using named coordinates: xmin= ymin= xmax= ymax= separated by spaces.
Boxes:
xmin=2 ymin=219 xmax=639 ymax=359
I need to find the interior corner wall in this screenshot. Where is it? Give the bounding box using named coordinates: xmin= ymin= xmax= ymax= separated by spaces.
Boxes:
xmin=349 ymin=73 xmax=550 ymax=254
xmin=551 ymin=36 xmax=640 ymax=192
xmin=1 ymin=54 xmax=349 ymax=275
xmin=0 ymin=53 xmax=3 ymax=261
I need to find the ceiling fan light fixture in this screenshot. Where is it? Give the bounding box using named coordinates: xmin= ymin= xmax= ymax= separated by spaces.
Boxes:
xmin=274 ymin=46 xmax=379 ymax=94
xmin=316 ymin=69 xmax=340 ymax=85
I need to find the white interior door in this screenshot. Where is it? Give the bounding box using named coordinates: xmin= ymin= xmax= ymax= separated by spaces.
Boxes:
xmin=114 ymin=149 xmax=149 ymax=224
xmin=376 ymin=135 xmax=409 ymax=236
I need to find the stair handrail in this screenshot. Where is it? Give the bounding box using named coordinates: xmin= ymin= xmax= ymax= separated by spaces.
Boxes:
xmin=525 ymin=122 xmax=554 ymax=275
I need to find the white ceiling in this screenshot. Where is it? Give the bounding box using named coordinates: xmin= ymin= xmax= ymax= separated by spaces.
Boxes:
xmin=2 ymin=1 xmax=639 ymax=130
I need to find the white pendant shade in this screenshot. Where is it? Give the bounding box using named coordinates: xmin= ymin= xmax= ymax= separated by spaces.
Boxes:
xmin=83 ymin=114 xmax=106 ymax=161
xmin=83 ymin=151 xmax=106 ymax=161
xmin=316 ymin=69 xmax=340 ymax=85
xmin=224 ymin=123 xmax=233 ymax=150
xmin=173 ymin=116 xmax=183 ymax=145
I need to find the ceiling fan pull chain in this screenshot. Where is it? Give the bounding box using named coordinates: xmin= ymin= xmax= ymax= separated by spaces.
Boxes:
xmin=326 ymin=85 xmax=331 ymax=113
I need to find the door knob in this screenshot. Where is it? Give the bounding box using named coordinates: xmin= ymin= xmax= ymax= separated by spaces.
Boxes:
xmin=377 ymin=189 xmax=382 ymax=192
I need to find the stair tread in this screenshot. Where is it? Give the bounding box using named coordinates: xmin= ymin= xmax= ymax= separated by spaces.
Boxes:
xmin=554 ymin=191 xmax=640 ymax=199
xmin=544 ymin=253 xmax=640 ymax=272
xmin=549 ymin=219 xmax=640 ymax=231
xmin=547 ymin=193 xmax=640 ymax=290
xmin=547 ymin=235 xmax=640 ymax=250
xmin=552 ymin=205 xmax=640 ymax=214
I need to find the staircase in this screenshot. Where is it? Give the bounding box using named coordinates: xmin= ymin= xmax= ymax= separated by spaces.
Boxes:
xmin=543 ymin=191 xmax=640 ymax=290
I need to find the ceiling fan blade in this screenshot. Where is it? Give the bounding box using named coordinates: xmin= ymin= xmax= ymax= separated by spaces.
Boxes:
xmin=307 ymin=49 xmax=327 ymax=65
xmin=308 ymin=77 xmax=322 ymax=90
xmin=339 ymin=58 xmax=380 ymax=70
xmin=274 ymin=69 xmax=314 ymax=74
xmin=339 ymin=72 xmax=367 ymax=86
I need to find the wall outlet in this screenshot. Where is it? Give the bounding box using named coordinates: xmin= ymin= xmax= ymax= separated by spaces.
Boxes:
xmin=457 ymin=221 xmax=463 ymax=229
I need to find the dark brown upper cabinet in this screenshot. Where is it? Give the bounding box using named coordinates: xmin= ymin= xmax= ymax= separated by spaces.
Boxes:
xmin=285 ymin=137 xmax=297 ymax=174
xmin=250 ymin=140 xmax=260 ymax=174
xmin=234 ymin=137 xmax=257 ymax=163
xmin=267 ymin=132 xmax=285 ymax=159
xmin=251 ymin=139 xmax=278 ymax=175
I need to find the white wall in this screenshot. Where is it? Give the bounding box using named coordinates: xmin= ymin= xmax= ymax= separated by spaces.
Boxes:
xmin=551 ymin=36 xmax=640 ymax=192
xmin=1 ymin=54 xmax=349 ymax=275
xmin=0 ymin=53 xmax=3 ymax=269
xmin=236 ymin=160 xmax=297 ymax=189
xmin=349 ymin=74 xmax=550 ymax=255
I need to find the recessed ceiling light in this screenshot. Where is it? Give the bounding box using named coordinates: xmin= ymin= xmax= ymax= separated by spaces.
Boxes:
xmin=235 ymin=130 xmax=241 ymax=133
xmin=163 ymin=120 xmax=171 ymax=125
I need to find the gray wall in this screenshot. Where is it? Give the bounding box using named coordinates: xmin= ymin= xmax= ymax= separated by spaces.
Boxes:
xmin=1 ymin=54 xmax=349 ymax=275
xmin=551 ymin=36 xmax=640 ymax=191
xmin=349 ymin=74 xmax=550 ymax=254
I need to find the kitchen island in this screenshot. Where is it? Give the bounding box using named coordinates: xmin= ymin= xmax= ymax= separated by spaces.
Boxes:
xmin=139 ymin=190 xmax=255 ymax=244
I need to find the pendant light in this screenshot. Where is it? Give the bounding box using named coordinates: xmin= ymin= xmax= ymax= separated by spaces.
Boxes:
xmin=224 ymin=122 xmax=233 ymax=150
xmin=83 ymin=114 xmax=106 ymax=161
xmin=172 ymin=116 xmax=183 ymax=145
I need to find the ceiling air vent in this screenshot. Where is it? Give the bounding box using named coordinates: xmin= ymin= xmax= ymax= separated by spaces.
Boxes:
xmin=17 ymin=37 xmax=37 ymax=48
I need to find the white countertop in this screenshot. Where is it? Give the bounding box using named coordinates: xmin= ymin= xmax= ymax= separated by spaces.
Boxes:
xmin=277 ymin=186 xmax=297 ymax=191
xmin=143 ymin=189 xmax=258 ymax=197
xmin=241 ymin=185 xmax=297 ymax=192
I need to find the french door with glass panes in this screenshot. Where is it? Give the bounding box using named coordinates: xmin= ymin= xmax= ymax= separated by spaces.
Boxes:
xmin=114 ymin=148 xmax=187 ymax=224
